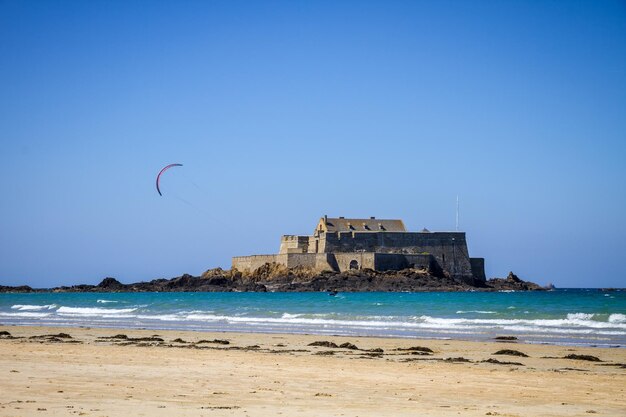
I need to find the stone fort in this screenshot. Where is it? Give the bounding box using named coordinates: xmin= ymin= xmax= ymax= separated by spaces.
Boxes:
xmin=232 ymin=216 xmax=486 ymax=284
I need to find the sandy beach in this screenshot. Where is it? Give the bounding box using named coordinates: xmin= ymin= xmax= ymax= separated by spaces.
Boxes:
xmin=0 ymin=325 xmax=624 ymax=417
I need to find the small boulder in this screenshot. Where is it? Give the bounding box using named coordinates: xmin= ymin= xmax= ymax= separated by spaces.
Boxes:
xmin=563 ymin=354 xmax=601 ymax=362
xmin=494 ymin=336 xmax=518 ymax=341
xmin=339 ymin=342 xmax=359 ymax=350
xmin=493 ymin=349 xmax=528 ymax=357
xmin=308 ymin=341 xmax=339 ymax=348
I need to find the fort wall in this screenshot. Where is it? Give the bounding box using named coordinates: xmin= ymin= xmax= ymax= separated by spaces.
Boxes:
xmin=232 ymin=254 xmax=284 ymax=272
xmin=323 ymin=231 xmax=474 ymax=279
xmin=333 ymin=253 xmax=376 ymax=271
xmin=232 ymin=218 xmax=486 ymax=282
xmin=374 ymin=253 xmax=432 ymax=271
xmin=232 ymin=253 xmax=336 ymax=273
xmin=470 ymin=258 xmax=486 ymax=282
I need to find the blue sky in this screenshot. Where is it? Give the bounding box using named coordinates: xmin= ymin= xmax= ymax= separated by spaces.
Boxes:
xmin=1 ymin=0 xmax=625 ymax=288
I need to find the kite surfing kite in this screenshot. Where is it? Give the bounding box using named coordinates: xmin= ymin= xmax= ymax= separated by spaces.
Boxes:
xmin=156 ymin=163 xmax=183 ymax=196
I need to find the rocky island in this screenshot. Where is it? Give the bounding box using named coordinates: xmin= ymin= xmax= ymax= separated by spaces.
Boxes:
xmin=0 ymin=217 xmax=547 ymax=293
xmin=0 ymin=268 xmax=545 ymax=293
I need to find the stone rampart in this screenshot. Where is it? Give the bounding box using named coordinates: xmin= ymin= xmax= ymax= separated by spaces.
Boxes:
xmin=323 ymin=231 xmax=474 ymax=279
xmin=373 ymin=253 xmax=433 ymax=271
xmin=232 ymin=222 xmax=485 ymax=282
xmin=232 ymin=254 xmax=285 ymax=272
xmin=332 ymin=253 xmax=376 ymax=271
xmin=470 ymin=258 xmax=486 ymax=282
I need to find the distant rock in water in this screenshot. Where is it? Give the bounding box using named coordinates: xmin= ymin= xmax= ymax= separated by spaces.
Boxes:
xmin=98 ymin=277 xmax=124 ymax=290
xmin=485 ymin=271 xmax=545 ymax=291
xmin=0 ymin=285 xmax=34 ymax=293
xmin=0 ymin=265 xmax=547 ymax=293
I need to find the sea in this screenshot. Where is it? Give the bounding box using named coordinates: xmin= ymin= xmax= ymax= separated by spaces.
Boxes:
xmin=1 ymin=289 xmax=624 ymax=347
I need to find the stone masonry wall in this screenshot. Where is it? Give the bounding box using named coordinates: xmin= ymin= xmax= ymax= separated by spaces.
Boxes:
xmin=374 ymin=253 xmax=432 ymax=271
xmin=232 ymin=231 xmax=485 ymax=282
xmin=332 ymin=253 xmax=376 ymax=271
xmin=232 ymin=254 xmax=285 ymax=272
xmin=323 ymin=231 xmax=474 ymax=279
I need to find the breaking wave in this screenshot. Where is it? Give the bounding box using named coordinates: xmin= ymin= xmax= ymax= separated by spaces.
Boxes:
xmin=456 ymin=310 xmax=497 ymax=314
xmin=0 ymin=311 xmax=51 ymax=318
xmin=56 ymin=306 xmax=137 ymax=316
xmin=11 ymin=304 xmax=56 ymax=311
xmin=609 ymin=313 xmax=626 ymax=323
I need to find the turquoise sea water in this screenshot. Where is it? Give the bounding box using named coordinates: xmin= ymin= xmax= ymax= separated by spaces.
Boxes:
xmin=1 ymin=290 xmax=624 ymax=347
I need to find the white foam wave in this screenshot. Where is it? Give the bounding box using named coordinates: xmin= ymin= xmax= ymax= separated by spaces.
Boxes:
xmin=609 ymin=314 xmax=626 ymax=323
xmin=420 ymin=315 xmax=626 ymax=329
xmin=567 ymin=313 xmax=594 ymax=320
xmin=0 ymin=311 xmax=51 ymax=318
xmin=11 ymin=304 xmax=56 ymax=311
xmin=456 ymin=310 xmax=497 ymax=314
xmin=56 ymin=306 xmax=137 ymax=316
xmin=281 ymin=313 xmax=303 ymax=319
xmin=97 ymin=299 xmax=118 ymax=304
xmin=177 ymin=313 xmax=625 ymax=335
xmin=135 ymin=314 xmax=183 ymax=321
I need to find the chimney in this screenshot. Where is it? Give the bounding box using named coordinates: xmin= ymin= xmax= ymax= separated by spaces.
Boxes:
xmin=370 ymin=216 xmax=375 ymax=219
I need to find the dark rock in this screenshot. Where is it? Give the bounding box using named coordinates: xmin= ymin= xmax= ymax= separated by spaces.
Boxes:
xmin=308 ymin=341 xmax=339 ymax=348
xmin=0 ymin=285 xmax=35 ymax=293
xmin=101 ymin=334 xmax=129 ymax=340
xmin=506 ymin=272 xmax=521 ymax=282
xmin=171 ymin=338 xmax=188 ymax=343
xmin=494 ymin=336 xmax=518 ymax=341
xmin=482 ymin=358 xmax=525 ymax=366
xmin=486 ymin=272 xmax=544 ymax=291
xmin=97 ymin=277 xmax=124 ymax=290
xmin=206 ymin=276 xmax=228 ymax=286
xmin=97 ymin=334 xmax=162 ymax=342
xmin=563 ymin=354 xmax=601 ymax=362
xmin=443 ymin=357 xmax=472 ymax=363
xmin=0 ymin=265 xmax=545 ymax=293
xmin=196 ymin=339 xmax=230 ymax=345
xmin=395 ymin=346 xmax=434 ymax=353
xmin=598 ymin=363 xmax=626 ymax=369
xmin=368 ymin=348 xmax=384 ymax=353
xmin=493 ymin=349 xmax=528 ymax=357
xmin=338 ymin=342 xmax=359 ymax=350
xmin=0 ymin=331 xmax=11 ymax=337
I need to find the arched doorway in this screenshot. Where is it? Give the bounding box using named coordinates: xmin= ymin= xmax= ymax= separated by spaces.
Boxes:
xmin=349 ymin=260 xmax=359 ymax=270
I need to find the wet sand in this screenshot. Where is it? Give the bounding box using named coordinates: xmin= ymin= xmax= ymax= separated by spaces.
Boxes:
xmin=1 ymin=325 xmax=625 ymax=416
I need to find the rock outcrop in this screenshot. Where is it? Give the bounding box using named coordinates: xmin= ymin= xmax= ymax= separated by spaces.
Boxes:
xmin=0 ymin=264 xmax=546 ymax=293
xmin=484 ymin=271 xmax=545 ymax=291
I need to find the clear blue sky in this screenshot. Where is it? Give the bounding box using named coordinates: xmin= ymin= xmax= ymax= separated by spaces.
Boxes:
xmin=1 ymin=1 xmax=625 ymax=288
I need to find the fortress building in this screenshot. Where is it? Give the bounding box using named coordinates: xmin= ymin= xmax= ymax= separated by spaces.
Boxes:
xmin=232 ymin=216 xmax=486 ymax=285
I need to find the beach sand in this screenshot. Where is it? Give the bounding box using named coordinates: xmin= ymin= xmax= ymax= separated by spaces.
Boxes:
xmin=0 ymin=325 xmax=624 ymax=416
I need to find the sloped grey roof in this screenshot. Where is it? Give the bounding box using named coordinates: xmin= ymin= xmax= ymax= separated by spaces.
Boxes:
xmin=319 ymin=217 xmax=406 ymax=233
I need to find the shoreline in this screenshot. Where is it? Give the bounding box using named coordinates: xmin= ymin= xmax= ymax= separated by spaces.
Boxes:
xmin=2 ymin=289 xmax=624 ymax=347
xmin=1 ymin=321 xmax=624 ymax=349
xmin=1 ymin=325 xmax=625 ymax=416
